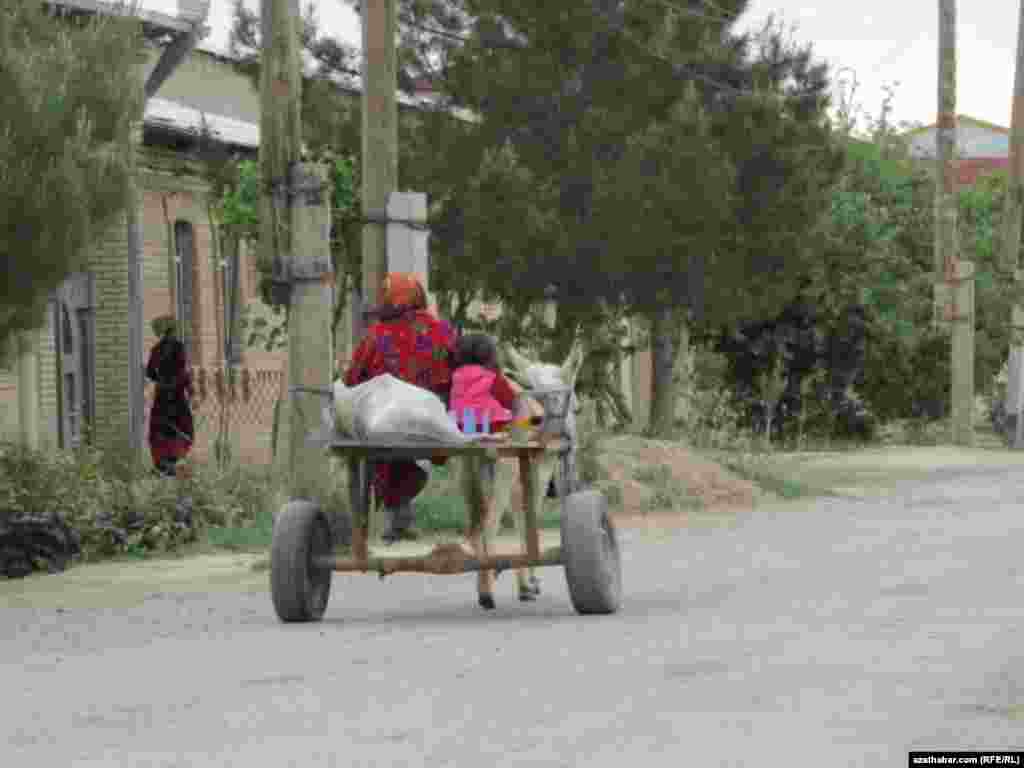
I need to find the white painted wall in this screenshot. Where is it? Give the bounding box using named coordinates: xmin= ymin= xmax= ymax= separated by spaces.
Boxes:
xmin=907 ymin=120 xmax=1009 ymax=159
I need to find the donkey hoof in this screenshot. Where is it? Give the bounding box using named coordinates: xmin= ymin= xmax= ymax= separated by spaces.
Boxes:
xmin=518 ymin=589 xmax=537 ymax=602
xmin=478 ymin=593 xmax=496 ymax=611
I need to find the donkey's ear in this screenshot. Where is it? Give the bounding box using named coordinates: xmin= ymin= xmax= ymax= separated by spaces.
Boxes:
xmin=560 ymin=339 xmax=584 ymax=384
xmin=504 ymin=346 xmax=534 ymax=375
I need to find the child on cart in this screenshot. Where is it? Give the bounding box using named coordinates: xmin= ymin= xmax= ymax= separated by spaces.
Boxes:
xmin=450 ymin=334 xmax=543 ymax=434
xmin=450 ymin=333 xmax=546 ymax=609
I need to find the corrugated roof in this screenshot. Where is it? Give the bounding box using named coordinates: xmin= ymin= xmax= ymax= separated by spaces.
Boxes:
xmin=49 ymin=0 xmax=195 ymax=34
xmin=144 ymin=94 xmax=476 ymax=151
xmin=144 ymin=96 xmax=259 ymax=148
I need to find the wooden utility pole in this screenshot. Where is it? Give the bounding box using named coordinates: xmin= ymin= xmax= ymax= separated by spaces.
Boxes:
xmin=260 ymin=0 xmax=334 ymax=498
xmin=358 ymin=0 xmax=398 ymax=540
xmin=1002 ymin=0 xmax=1024 ymax=448
xmin=359 ymin=0 xmax=398 ymax=326
xmin=935 ymin=0 xmax=974 ymax=446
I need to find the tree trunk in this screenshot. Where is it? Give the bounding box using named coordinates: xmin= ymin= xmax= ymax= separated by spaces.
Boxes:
xmin=648 ymin=304 xmax=683 ymax=438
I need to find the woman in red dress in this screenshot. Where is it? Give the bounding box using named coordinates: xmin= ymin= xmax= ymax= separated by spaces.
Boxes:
xmin=343 ymin=273 xmax=458 ymax=543
xmin=146 ymin=317 xmax=195 ymax=477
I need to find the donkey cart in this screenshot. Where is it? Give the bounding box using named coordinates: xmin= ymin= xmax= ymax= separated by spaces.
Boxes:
xmin=270 ymin=425 xmax=622 ymax=623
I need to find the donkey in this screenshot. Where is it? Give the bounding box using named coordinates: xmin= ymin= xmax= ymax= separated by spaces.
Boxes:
xmin=462 ymin=340 xmax=584 ymax=609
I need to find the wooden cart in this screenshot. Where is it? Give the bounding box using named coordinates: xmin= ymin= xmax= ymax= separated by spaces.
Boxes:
xmin=269 ymin=411 xmax=622 ymax=622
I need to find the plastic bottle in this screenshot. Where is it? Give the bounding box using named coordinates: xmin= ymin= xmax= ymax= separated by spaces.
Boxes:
xmin=481 ymin=410 xmax=491 ymax=435
xmin=463 ymin=408 xmax=476 ymax=435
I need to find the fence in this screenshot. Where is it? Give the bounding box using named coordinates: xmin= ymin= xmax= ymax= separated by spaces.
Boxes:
xmin=143 ymin=366 xmax=283 ymax=466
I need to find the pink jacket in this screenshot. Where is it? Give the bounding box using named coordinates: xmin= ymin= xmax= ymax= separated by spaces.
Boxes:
xmin=450 ymin=365 xmax=513 ymax=428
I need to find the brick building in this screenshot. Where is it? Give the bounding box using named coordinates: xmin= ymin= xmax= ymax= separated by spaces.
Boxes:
xmin=0 ymin=25 xmax=283 ymax=462
xmin=0 ymin=29 xmax=478 ymax=464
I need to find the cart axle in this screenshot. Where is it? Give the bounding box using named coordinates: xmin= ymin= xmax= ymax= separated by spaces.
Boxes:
xmin=316 ymin=545 xmax=563 ymax=577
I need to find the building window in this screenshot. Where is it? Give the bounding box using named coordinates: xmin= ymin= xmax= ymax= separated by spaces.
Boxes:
xmin=174 ymin=220 xmax=198 ymax=360
xmin=61 ymin=304 xmax=73 ymax=355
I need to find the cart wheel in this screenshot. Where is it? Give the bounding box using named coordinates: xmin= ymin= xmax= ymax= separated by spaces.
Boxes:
xmin=560 ymin=490 xmax=622 ymax=615
xmin=271 ymin=500 xmax=333 ymax=623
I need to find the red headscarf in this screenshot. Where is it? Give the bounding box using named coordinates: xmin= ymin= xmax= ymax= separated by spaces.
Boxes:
xmin=382 ymin=272 xmax=427 ymax=311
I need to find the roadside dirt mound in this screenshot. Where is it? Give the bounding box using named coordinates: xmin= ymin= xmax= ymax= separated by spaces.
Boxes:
xmin=507 ymin=434 xmax=764 ymax=520
xmin=595 ymin=435 xmax=762 ymax=516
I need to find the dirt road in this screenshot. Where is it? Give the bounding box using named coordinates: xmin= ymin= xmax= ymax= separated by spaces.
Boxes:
xmin=4 ymin=451 xmax=1024 ymax=766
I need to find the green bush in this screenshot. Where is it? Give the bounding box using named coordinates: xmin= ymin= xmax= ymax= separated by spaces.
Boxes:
xmin=674 ymin=345 xmax=757 ymax=452
xmin=0 ymin=441 xmax=273 ymax=562
xmin=860 ymin=329 xmax=951 ymax=424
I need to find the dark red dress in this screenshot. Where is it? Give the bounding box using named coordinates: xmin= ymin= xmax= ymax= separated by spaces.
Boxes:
xmin=344 ymin=309 xmax=458 ymax=508
xmin=146 ymin=337 xmax=194 ymax=471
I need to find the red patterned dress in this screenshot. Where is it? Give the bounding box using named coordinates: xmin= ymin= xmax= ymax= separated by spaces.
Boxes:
xmin=344 ymin=308 xmax=458 ymax=507
xmin=146 ymin=336 xmax=194 ymax=475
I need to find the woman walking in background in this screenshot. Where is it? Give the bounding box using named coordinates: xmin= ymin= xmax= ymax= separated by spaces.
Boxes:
xmin=146 ymin=316 xmax=195 ymax=477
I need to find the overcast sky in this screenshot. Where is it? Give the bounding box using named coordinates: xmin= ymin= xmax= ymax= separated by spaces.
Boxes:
xmin=152 ymin=0 xmax=1021 ymax=131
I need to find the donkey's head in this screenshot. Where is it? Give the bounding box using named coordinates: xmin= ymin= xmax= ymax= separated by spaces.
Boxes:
xmin=504 ymin=339 xmax=585 ymax=442
xmin=504 ymin=339 xmax=584 ymax=392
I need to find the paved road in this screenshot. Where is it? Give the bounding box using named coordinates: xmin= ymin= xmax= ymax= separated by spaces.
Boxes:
xmin=4 ymin=467 xmax=1024 ymax=766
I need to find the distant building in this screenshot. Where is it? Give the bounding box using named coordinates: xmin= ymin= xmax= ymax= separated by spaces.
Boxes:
xmin=903 ymin=114 xmax=1010 ymax=186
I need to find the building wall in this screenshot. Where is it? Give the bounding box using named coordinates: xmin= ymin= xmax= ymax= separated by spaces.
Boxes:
xmin=908 ymin=120 xmax=1009 ymax=160
xmin=89 ymin=211 xmax=133 ymax=451
xmin=144 ymin=46 xmax=261 ymax=126
xmin=139 ymin=169 xmax=213 ymax=365
xmin=137 ymin=167 xmax=286 ymax=465
xmin=0 ymin=311 xmax=60 ymax=448
xmin=37 ymin=304 xmax=59 ymax=449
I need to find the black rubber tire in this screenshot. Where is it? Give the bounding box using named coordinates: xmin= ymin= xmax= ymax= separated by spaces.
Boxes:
xmin=271 ymin=500 xmax=333 ymax=623
xmin=560 ymin=489 xmax=622 ymax=615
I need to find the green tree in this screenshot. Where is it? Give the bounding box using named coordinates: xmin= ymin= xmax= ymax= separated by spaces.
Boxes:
xmin=0 ymin=0 xmax=147 ymax=345
xmin=780 ymin=86 xmax=1024 ymax=429
xmin=425 ymin=2 xmax=843 ymax=434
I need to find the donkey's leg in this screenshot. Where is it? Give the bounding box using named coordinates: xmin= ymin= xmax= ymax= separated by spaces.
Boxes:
xmin=516 ymin=452 xmax=557 ymax=598
xmin=489 ymin=457 xmax=528 ymax=597
xmin=529 ymin=453 xmax=559 ymax=595
xmin=460 ymin=455 xmax=495 ymax=609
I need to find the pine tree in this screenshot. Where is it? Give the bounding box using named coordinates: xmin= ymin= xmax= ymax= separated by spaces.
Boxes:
xmin=0 ymin=0 xmax=147 ymax=345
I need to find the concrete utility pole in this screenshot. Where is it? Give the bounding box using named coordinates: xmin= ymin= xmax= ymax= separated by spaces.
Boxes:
xmin=260 ymin=0 xmax=334 ymax=498
xmin=934 ymin=0 xmax=975 ymax=446
xmin=1001 ymin=0 xmax=1024 ymax=448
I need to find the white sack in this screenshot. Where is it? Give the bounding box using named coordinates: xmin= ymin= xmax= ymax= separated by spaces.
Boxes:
xmin=333 ymin=374 xmax=469 ymax=444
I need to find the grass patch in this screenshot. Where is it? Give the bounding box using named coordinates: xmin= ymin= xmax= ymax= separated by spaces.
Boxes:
xmin=715 ymin=453 xmax=825 ymax=500
xmin=205 ymin=505 xmax=276 ymax=552
xmin=631 ymin=464 xmax=704 ymax=513
xmin=416 ymin=463 xmax=562 ymax=533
